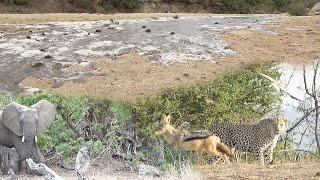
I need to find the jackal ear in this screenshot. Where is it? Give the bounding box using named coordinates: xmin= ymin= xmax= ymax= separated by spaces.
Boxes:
xmin=161 ymin=114 xmax=171 ymax=125
xmin=166 ymin=115 xmax=171 ymax=124
xmin=160 ymin=115 xmax=167 ymax=124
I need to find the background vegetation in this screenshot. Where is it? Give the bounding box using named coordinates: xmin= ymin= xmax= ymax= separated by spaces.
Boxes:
xmin=0 ymin=0 xmax=318 ymax=15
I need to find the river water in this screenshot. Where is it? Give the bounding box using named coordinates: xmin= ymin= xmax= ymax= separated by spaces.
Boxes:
xmin=279 ymin=62 xmax=320 ymax=151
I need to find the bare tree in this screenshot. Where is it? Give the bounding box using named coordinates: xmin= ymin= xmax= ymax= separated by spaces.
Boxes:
xmin=302 ymin=59 xmax=320 ymax=155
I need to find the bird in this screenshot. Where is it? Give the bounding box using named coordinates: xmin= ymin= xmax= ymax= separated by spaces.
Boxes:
xmin=75 ymin=147 xmax=90 ymax=180
xmin=258 ymin=73 xmax=302 ymax=101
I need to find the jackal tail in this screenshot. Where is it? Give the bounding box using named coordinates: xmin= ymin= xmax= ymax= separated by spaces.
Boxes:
xmin=217 ymin=142 xmax=233 ymax=157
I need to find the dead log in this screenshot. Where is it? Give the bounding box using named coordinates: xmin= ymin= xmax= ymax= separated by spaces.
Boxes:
xmin=26 ymin=158 xmax=63 ymax=180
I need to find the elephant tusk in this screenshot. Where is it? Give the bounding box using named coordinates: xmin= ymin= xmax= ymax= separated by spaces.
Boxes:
xmin=22 ymin=136 xmax=25 ymax=142
xmin=35 ymin=136 xmax=38 ymax=143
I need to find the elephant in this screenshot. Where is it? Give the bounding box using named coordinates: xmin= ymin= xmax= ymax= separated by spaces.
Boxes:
xmin=0 ymin=100 xmax=56 ymax=166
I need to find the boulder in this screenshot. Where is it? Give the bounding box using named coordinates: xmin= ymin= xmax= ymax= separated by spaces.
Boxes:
xmin=310 ymin=2 xmax=320 ymax=15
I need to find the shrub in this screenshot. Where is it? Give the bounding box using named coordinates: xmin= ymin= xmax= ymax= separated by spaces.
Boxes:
xmin=100 ymin=0 xmax=140 ymax=12
xmin=15 ymin=93 xmax=133 ymax=157
xmin=287 ymin=0 xmax=307 ymax=15
xmin=68 ymin=0 xmax=96 ymax=12
xmin=210 ymin=0 xmax=263 ymax=13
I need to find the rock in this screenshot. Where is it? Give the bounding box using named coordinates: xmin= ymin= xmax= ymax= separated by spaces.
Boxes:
xmin=138 ymin=163 xmax=161 ymax=177
xmin=173 ymin=15 xmax=179 ymax=19
xmin=31 ymin=61 xmax=44 ymax=68
xmin=170 ymin=32 xmax=175 ymax=35
xmin=40 ymin=48 xmax=46 ymax=52
xmin=26 ymin=35 xmax=31 ymax=39
xmin=316 ymin=172 xmax=320 ymax=176
xmin=52 ymin=62 xmax=63 ymax=70
xmin=23 ymin=86 xmax=43 ymax=94
xmin=214 ymin=22 xmax=219 ymax=24
xmin=183 ymin=73 xmax=189 ymax=77
xmin=310 ymin=2 xmax=320 ymax=15
xmin=41 ymin=32 xmax=46 ymax=36
xmin=142 ymin=26 xmax=147 ymax=29
xmin=96 ymin=29 xmax=101 ymax=33
xmin=44 ymin=55 xmax=53 ymax=59
xmin=145 ymin=29 xmax=151 ymax=33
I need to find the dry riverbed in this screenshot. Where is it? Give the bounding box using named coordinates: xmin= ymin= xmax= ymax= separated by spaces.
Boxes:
xmin=0 ymin=13 xmax=319 ymax=102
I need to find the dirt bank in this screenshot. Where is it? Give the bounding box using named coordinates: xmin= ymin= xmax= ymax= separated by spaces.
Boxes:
xmin=200 ymin=162 xmax=320 ymax=179
xmin=6 ymin=162 xmax=320 ymax=179
xmin=223 ymin=15 xmax=320 ymax=66
xmin=0 ymin=13 xmax=207 ymax=24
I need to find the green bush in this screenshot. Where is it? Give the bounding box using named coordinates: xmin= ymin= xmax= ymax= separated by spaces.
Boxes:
xmin=101 ymin=0 xmax=140 ymax=11
xmin=210 ymin=0 xmax=263 ymax=13
xmin=68 ymin=0 xmax=95 ymax=12
xmin=15 ymin=93 xmax=132 ymax=157
xmin=132 ymin=64 xmax=281 ymax=138
xmin=287 ymin=0 xmax=307 ymax=15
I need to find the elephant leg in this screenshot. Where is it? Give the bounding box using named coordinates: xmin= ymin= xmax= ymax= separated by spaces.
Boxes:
xmin=11 ymin=135 xmax=28 ymax=172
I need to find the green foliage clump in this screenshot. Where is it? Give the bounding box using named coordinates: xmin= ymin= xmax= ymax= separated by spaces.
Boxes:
xmin=133 ymin=64 xmax=281 ymax=138
xmin=15 ymin=93 xmax=131 ymax=157
xmin=2 ymin=0 xmax=33 ymax=5
xmin=101 ymin=0 xmax=141 ymax=11
xmin=287 ymin=0 xmax=308 ymax=15
xmin=0 ymin=92 xmax=12 ymax=109
xmin=210 ymin=0 xmax=263 ymax=13
xmin=68 ymin=0 xmax=96 ymax=12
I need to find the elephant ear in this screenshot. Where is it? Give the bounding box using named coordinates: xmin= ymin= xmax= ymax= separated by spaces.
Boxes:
xmin=31 ymin=100 xmax=56 ymax=135
xmin=2 ymin=102 xmax=26 ymax=136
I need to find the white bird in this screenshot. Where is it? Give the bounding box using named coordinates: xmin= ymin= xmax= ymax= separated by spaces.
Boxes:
xmin=75 ymin=147 xmax=90 ymax=180
xmin=259 ymin=73 xmax=302 ymax=101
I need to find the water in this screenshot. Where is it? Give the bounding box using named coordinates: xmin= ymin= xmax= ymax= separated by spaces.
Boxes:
xmin=0 ymin=14 xmax=280 ymax=92
xmin=278 ymin=62 xmax=320 ymax=151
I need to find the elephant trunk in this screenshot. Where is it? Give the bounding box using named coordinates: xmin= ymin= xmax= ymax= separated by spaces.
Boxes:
xmin=22 ymin=124 xmax=37 ymax=142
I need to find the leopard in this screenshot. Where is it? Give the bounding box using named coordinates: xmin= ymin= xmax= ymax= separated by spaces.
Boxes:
xmin=211 ymin=117 xmax=287 ymax=165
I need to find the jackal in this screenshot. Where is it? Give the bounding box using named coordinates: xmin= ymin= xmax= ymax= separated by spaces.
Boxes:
xmin=155 ymin=115 xmax=233 ymax=164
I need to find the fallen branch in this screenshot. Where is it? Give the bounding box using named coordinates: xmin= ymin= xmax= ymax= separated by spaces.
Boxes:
xmin=26 ymin=158 xmax=63 ymax=180
xmin=259 ymin=73 xmax=303 ymax=101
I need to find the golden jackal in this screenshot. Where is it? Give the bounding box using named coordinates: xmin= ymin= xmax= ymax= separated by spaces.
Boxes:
xmin=155 ymin=115 xmax=233 ymax=164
